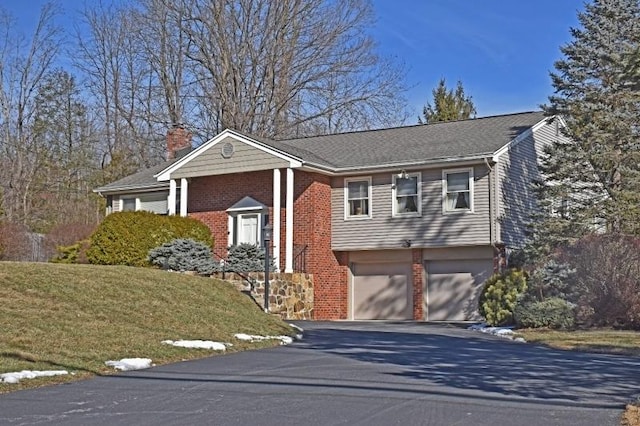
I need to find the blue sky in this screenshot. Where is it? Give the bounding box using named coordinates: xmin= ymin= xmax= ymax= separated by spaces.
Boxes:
xmin=370 ymin=0 xmax=583 ymax=117
xmin=3 ymin=0 xmax=583 ymax=119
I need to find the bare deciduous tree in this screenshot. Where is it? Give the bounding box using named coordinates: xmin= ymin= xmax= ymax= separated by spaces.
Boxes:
xmin=0 ymin=2 xmax=63 ymax=227
xmin=173 ymin=0 xmax=408 ymax=138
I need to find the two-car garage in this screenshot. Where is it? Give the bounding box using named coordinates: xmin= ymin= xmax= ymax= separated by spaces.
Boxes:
xmin=349 ymin=248 xmax=493 ymax=321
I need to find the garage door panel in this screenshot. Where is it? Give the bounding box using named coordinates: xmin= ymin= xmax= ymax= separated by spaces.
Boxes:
xmin=427 ymin=259 xmax=492 ymax=321
xmin=352 ymin=263 xmax=412 ymax=320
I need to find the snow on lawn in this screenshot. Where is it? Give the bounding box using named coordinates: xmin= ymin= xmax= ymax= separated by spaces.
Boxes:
xmin=162 ymin=340 xmax=229 ymax=351
xmin=234 ymin=333 xmax=294 ymax=345
xmin=1 ymin=370 xmax=69 ymax=384
xmin=4 ymin=329 xmax=305 ymax=383
xmin=468 ymin=323 xmax=526 ymax=343
xmin=105 ymin=358 xmax=153 ymax=371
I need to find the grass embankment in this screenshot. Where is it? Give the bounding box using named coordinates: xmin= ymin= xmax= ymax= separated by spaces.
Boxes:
xmin=0 ymin=262 xmax=293 ymax=393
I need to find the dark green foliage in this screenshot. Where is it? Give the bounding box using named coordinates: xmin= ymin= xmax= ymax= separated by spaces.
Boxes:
xmin=559 ymin=234 xmax=640 ymax=329
xmin=148 ymin=239 xmax=219 ymax=275
xmin=514 ymin=297 xmax=576 ymax=329
xmin=532 ymin=0 xmax=640 ymax=254
xmin=86 ymin=212 xmax=213 ymax=267
xmin=523 ymin=259 xmax=576 ymax=303
xmin=224 ymin=243 xmax=274 ymax=273
xmin=418 ymin=78 xmax=476 ymax=124
xmin=479 ymin=269 xmax=527 ymax=326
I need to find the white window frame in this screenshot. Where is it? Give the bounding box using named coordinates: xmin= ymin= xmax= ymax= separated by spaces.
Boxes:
xmin=344 ymin=177 xmax=372 ymax=220
xmin=442 ymin=168 xmax=474 ymax=214
xmin=121 ymin=197 xmax=137 ymax=212
xmin=392 ymin=172 xmax=422 ymax=217
xmin=236 ymin=212 xmax=262 ymax=247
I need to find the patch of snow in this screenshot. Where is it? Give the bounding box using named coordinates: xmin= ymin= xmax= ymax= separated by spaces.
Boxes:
xmin=1 ymin=370 xmax=68 ymax=384
xmin=234 ymin=333 xmax=295 ymax=345
xmin=279 ymin=336 xmax=293 ymax=345
xmin=162 ymin=340 xmax=227 ymax=351
xmin=234 ymin=333 xmax=257 ymax=341
xmin=289 ymin=323 xmax=304 ymax=332
xmin=105 ymin=358 xmax=153 ymax=371
xmin=468 ymin=323 xmax=527 ymax=342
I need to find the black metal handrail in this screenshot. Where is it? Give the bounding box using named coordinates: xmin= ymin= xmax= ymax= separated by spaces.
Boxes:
xmin=212 ymin=250 xmax=256 ymax=290
xmin=293 ymin=244 xmax=308 ymax=273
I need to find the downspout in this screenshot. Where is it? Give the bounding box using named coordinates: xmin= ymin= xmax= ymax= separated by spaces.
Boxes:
xmin=484 ymin=157 xmax=501 ymax=271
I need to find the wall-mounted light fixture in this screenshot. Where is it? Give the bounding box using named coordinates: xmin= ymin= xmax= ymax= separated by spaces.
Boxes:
xmin=397 ymin=170 xmax=408 ymax=179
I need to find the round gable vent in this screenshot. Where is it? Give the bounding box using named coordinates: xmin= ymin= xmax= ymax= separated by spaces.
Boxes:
xmin=221 ymin=142 xmax=235 ymax=158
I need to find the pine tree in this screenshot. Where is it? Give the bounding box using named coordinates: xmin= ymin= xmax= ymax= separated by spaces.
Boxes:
xmin=418 ymin=78 xmax=476 ymax=124
xmin=532 ymin=0 xmax=640 ymax=254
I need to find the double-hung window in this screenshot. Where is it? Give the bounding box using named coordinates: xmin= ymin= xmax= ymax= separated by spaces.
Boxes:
xmin=121 ymin=198 xmax=136 ymax=212
xmin=392 ymin=172 xmax=421 ymax=216
xmin=443 ymin=169 xmax=473 ymax=213
xmin=345 ymin=178 xmax=371 ymax=219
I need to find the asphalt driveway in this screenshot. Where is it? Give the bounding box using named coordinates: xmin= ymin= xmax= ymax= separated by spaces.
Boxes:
xmin=0 ymin=321 xmax=638 ymax=425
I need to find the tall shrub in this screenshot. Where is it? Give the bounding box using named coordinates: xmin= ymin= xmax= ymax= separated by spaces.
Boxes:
xmin=478 ymin=269 xmax=527 ymax=326
xmin=86 ymin=212 xmax=213 ymax=267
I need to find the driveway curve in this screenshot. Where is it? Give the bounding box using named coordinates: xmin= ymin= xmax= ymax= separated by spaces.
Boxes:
xmin=0 ymin=321 xmax=637 ymax=426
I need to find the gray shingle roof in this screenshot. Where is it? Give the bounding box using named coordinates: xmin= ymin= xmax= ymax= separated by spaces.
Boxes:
xmin=267 ymin=111 xmax=546 ymax=170
xmin=96 ymin=111 xmax=546 ymax=193
xmin=94 ymin=159 xmax=178 ymax=193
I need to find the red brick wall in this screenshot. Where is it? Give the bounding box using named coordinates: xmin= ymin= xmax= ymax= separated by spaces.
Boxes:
xmin=412 ymin=248 xmax=424 ymax=320
xmin=188 ymin=170 xmax=274 ymax=258
xmin=293 ymin=171 xmax=348 ymax=319
xmin=187 ymin=169 xmax=348 ymax=320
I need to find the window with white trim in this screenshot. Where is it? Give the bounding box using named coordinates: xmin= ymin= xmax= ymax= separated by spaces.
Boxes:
xmin=392 ymin=172 xmax=421 ymax=216
xmin=345 ymin=178 xmax=371 ymax=219
xmin=236 ymin=213 xmax=261 ymax=246
xmin=121 ymin=197 xmax=136 ymax=212
xmin=443 ymin=169 xmax=473 ymax=212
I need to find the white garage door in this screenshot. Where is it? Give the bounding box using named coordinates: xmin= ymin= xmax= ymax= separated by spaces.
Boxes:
xmin=352 ymin=263 xmax=412 ymax=320
xmin=426 ymin=259 xmax=492 ymax=321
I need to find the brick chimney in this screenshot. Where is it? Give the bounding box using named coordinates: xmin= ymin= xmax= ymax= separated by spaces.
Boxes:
xmin=166 ymin=124 xmax=192 ymax=160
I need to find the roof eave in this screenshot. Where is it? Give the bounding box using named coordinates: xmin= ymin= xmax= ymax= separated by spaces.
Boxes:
xmin=299 ymin=154 xmax=494 ymax=176
xmin=93 ymin=182 xmax=169 ymax=195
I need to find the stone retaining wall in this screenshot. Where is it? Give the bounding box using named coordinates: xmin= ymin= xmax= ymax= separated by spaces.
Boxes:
xmin=212 ymin=272 xmax=314 ymax=320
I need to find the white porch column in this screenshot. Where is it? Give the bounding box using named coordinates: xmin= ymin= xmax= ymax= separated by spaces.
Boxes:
xmin=285 ymin=167 xmax=294 ymax=273
xmin=272 ymin=168 xmax=281 ymax=272
xmin=180 ymin=178 xmax=188 ymax=217
xmin=168 ymin=179 xmax=177 ymax=215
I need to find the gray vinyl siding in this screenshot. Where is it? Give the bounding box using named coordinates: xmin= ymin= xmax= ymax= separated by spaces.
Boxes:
xmin=171 ymin=136 xmax=289 ymax=179
xmin=331 ymin=164 xmax=491 ymax=250
xmin=496 ymin=120 xmax=561 ymax=248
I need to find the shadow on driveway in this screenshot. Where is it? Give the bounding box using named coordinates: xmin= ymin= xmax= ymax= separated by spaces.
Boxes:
xmin=293 ymin=322 xmax=640 ymax=407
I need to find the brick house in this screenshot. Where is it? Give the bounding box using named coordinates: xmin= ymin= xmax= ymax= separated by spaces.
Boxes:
xmin=95 ymin=112 xmax=566 ymax=321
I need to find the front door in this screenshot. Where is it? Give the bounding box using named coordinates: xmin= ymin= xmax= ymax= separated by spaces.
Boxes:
xmin=238 ymin=213 xmax=260 ymax=246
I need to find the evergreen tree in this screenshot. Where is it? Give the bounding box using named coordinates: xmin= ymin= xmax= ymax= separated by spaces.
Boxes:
xmin=418 ymin=78 xmax=476 ymax=124
xmin=532 ymin=0 xmax=640 ymax=255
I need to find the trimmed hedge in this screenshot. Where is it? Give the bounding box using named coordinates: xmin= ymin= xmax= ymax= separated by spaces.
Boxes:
xmin=514 ymin=297 xmax=575 ymax=329
xmin=86 ymin=212 xmax=213 ymax=267
xmin=478 ymin=269 xmax=527 ymax=326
